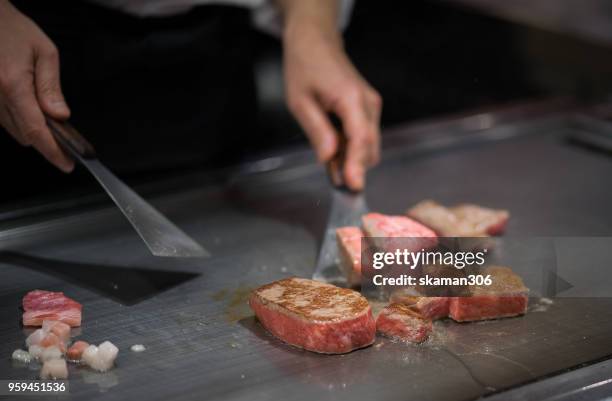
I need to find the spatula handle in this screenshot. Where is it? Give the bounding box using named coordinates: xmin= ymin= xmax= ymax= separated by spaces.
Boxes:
xmin=46 ymin=117 xmax=97 ymax=160
xmin=326 ymin=129 xmax=348 ymax=189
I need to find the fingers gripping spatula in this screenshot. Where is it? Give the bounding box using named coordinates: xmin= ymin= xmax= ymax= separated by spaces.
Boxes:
xmin=313 ymin=135 xmax=369 ymax=284
xmin=46 ymin=118 xmax=210 ymax=258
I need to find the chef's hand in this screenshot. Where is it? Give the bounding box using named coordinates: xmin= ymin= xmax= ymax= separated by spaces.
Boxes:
xmin=0 ymin=1 xmax=73 ymax=172
xmin=278 ymin=0 xmax=381 ymax=191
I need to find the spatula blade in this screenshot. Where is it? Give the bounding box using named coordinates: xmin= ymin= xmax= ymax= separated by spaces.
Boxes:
xmin=82 ymin=159 xmax=210 ymax=258
xmin=46 ymin=118 xmax=209 ymax=258
xmin=313 ymin=189 xmax=368 ymax=284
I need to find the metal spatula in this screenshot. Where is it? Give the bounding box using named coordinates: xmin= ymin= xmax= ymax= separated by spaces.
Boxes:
xmin=46 ymin=118 xmax=210 ymax=258
xmin=313 ymin=135 xmax=369 ymax=284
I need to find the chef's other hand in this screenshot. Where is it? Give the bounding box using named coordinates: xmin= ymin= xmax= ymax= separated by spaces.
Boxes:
xmin=279 ymin=0 xmax=381 ymax=191
xmin=0 ymin=1 xmax=73 ymax=172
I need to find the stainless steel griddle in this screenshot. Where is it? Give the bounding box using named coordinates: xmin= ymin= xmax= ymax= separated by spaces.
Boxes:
xmin=0 ymin=100 xmax=611 ymax=401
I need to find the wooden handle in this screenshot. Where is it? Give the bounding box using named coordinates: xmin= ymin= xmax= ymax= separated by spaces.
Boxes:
xmin=46 ymin=117 xmax=96 ymax=159
xmin=325 ymin=131 xmax=348 ymax=189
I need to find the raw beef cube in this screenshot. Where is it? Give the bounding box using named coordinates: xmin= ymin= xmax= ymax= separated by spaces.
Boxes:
xmin=26 ymin=322 xmax=69 ymax=353
xmin=82 ymin=341 xmax=119 ymax=372
xmin=376 ymin=303 xmax=432 ymax=343
xmin=28 ymin=345 xmax=44 ymax=360
xmin=39 ymin=332 xmax=66 ymax=353
xmin=67 ymin=341 xmax=90 ymax=361
xmin=25 ymin=329 xmax=46 ymax=347
xmin=40 ymin=346 xmax=63 ymax=362
xmin=40 ymin=359 xmax=68 ymax=380
xmin=249 ymin=277 xmax=376 ymax=354
xmin=42 ymin=320 xmax=71 ymax=342
xmin=449 ymin=266 xmax=529 ymax=322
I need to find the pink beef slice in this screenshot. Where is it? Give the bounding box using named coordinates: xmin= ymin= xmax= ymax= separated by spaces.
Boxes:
xmin=449 ymin=266 xmax=529 ymax=322
xmin=336 ymin=227 xmax=365 ymax=287
xmin=249 ymin=277 xmax=376 ymax=354
xmin=376 ymin=303 xmax=432 ymax=343
xmin=389 ymin=291 xmax=449 ymax=320
xmin=407 ymin=200 xmax=509 ymax=237
xmin=22 ymin=290 xmax=82 ymax=327
xmin=361 ymin=213 xmax=438 ymax=252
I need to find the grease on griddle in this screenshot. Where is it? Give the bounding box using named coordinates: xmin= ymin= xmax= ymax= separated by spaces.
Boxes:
xmin=211 ymin=285 xmax=253 ymax=322
xmin=211 ymin=289 xmax=228 ymax=301
xmin=530 ymin=297 xmax=554 ymax=313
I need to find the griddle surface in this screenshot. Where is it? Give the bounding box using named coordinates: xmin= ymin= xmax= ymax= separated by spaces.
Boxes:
xmin=0 ymin=111 xmax=611 ymax=400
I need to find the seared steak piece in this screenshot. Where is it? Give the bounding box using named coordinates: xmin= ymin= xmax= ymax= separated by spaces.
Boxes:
xmin=387 ymin=263 xmax=468 ymax=320
xmin=449 ymin=266 xmax=529 ymax=322
xmin=249 ymin=277 xmax=376 ymax=354
xmin=389 ymin=291 xmax=449 ymax=320
xmin=451 ymin=204 xmax=509 ymax=236
xmin=361 ymin=213 xmax=438 ymax=252
xmin=336 ymin=226 xmax=365 ymax=287
xmin=376 ymin=303 xmax=432 ymax=343
xmin=407 ymin=200 xmax=509 ymax=237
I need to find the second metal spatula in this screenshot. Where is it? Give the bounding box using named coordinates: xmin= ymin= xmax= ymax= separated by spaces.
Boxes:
xmin=46 ymin=118 xmax=209 ymax=258
xmin=313 ymin=135 xmax=369 ymax=284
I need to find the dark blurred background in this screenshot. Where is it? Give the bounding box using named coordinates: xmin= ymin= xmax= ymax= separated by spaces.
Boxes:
xmin=2 ymin=0 xmax=612 ymax=210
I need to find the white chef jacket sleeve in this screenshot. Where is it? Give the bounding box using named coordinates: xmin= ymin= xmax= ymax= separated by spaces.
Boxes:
xmin=251 ymin=0 xmax=355 ymax=36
